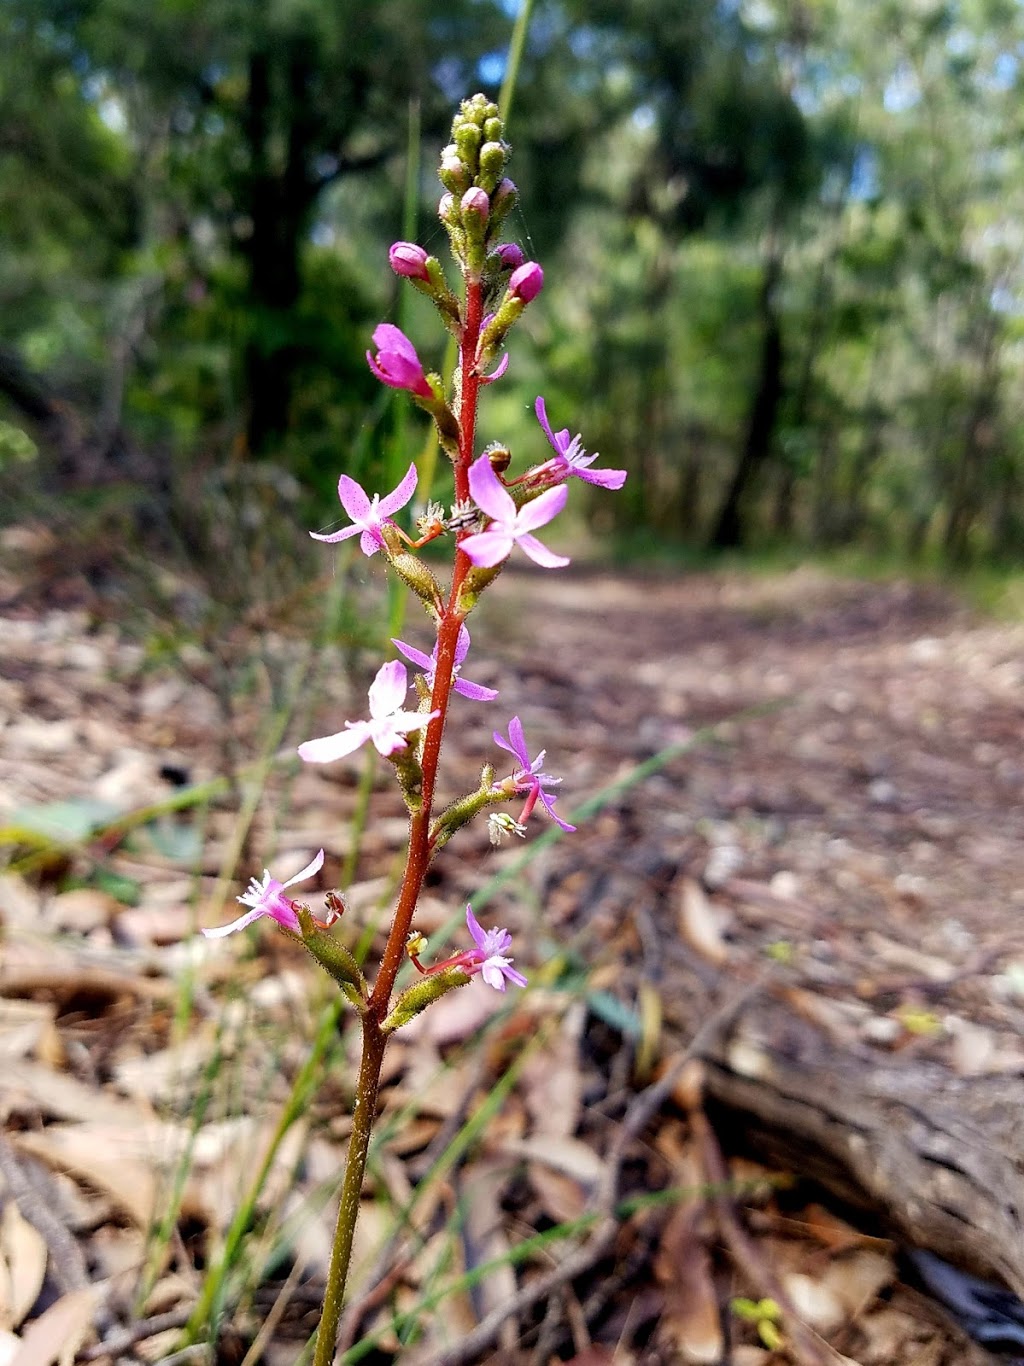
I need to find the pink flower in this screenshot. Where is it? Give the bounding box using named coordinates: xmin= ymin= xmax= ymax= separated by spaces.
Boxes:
xmin=508 ymin=262 xmax=543 ymax=302
xmin=389 ymin=242 xmax=430 ymax=281
xmin=392 ymin=624 xmax=498 ymax=701
xmin=493 ymin=716 xmax=576 ymax=832
xmin=298 ymin=661 xmax=438 ymax=763
xmin=310 ymin=463 xmax=418 ymax=556
xmin=463 ymin=905 xmax=528 ymax=990
xmin=203 ymin=850 xmax=325 ymax=938
xmin=460 ymin=455 xmax=569 ymax=569
xmin=534 ymin=397 xmax=627 ymax=490
xmin=461 ymin=187 xmax=490 ymax=219
xmin=366 ymin=323 xmax=434 ymax=398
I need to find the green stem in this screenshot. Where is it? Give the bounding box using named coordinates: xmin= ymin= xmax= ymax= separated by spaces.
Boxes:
xmin=498 ymin=0 xmax=535 ymax=131
xmin=184 ymin=1002 xmax=341 ymax=1345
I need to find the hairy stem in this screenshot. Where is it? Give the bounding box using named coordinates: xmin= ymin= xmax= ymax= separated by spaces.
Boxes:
xmin=313 ymin=277 xmax=485 ymax=1362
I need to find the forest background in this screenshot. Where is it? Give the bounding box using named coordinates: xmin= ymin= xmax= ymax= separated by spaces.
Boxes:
xmin=3 ymin=0 xmax=1023 ymax=570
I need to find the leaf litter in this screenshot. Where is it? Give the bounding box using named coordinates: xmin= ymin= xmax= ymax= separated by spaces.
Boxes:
xmin=1 ymin=549 xmax=1022 ymax=1363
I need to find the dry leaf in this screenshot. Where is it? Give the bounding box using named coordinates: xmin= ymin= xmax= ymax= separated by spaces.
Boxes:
xmin=677 ymin=877 xmax=730 ymax=965
xmin=14 ymin=1127 xmax=158 ymax=1227
xmin=9 ymin=1287 xmax=98 ymax=1366
xmin=654 ymin=1167 xmax=722 ymax=1364
xmin=0 ymin=1204 xmax=47 ymax=1331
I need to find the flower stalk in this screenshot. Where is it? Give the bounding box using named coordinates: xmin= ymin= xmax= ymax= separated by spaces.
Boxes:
xmin=199 ymin=92 xmax=626 ymax=1364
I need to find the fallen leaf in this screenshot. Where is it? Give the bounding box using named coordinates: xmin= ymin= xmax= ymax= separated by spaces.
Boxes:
xmin=0 ymin=1203 xmax=47 ymax=1330
xmin=678 ymin=877 xmax=730 ymax=965
xmin=9 ymin=1287 xmax=98 ymax=1366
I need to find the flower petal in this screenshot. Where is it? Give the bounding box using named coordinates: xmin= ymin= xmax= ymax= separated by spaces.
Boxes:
xmin=378 ymin=463 xmax=419 ymax=518
xmin=392 ymin=638 xmax=433 ymax=672
xmin=468 ymin=455 xmax=516 ymax=522
xmin=516 ymin=533 xmax=571 ymax=569
xmin=454 ymin=677 xmax=499 ymax=701
xmin=202 ymin=906 xmax=267 ymax=938
xmin=367 ymin=660 xmax=409 ymax=718
xmin=310 ymin=523 xmax=361 ymax=545
xmin=466 ymin=904 xmax=488 ymax=951
xmin=515 ymin=483 xmax=568 ymax=533
xmin=460 ymin=530 xmax=513 ymax=568
xmin=336 ymin=474 xmax=371 ymax=521
xmin=281 ymin=848 xmax=326 ymax=891
xmin=298 ymin=724 xmax=369 ymax=764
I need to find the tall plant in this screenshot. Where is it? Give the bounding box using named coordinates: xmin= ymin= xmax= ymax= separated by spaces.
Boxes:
xmin=202 ymin=93 xmax=625 ymax=1363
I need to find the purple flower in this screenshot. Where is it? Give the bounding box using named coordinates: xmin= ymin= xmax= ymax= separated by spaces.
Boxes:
xmin=495 ymin=243 xmax=525 ymax=270
xmin=509 ymin=262 xmax=543 ymax=302
xmin=310 ymin=463 xmax=418 ymax=556
xmin=203 ymin=850 xmax=325 ymax=938
xmin=534 ymin=397 xmax=627 ymax=490
xmin=298 ymin=661 xmax=437 ymax=764
xmin=392 ymin=624 xmax=498 ymax=701
xmin=389 ymin=242 xmax=430 ymax=281
xmin=461 ymin=456 xmax=569 ymax=570
xmin=464 ymin=905 xmax=528 ymax=991
xmin=493 ymin=716 xmax=576 ymax=832
xmin=479 ymin=352 xmax=510 ymax=386
xmin=366 ymin=323 xmax=434 ymax=399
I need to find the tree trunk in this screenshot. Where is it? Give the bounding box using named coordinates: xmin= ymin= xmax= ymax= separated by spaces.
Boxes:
xmin=710 ymin=246 xmax=784 ymax=549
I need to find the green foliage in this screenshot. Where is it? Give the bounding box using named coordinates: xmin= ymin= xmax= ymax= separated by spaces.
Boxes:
xmin=2 ymin=0 xmax=1024 ymax=565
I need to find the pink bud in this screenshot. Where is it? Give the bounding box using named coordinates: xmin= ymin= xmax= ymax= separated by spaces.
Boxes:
xmin=509 ymin=262 xmax=544 ymax=303
xmin=496 ymin=243 xmax=525 ymax=270
xmin=461 ymin=187 xmax=490 ymax=219
xmin=389 ymin=241 xmax=430 ymax=281
xmin=438 ymin=193 xmax=455 ymax=220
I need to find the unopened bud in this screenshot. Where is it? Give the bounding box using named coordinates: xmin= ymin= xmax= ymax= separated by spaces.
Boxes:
xmin=389 ymin=241 xmax=430 ymax=281
xmin=382 ymin=967 xmax=471 ymax=1032
xmin=440 ymin=154 xmax=468 ymax=193
xmin=478 ymin=140 xmax=507 ymax=192
xmin=491 ymin=177 xmax=518 ymax=227
xmin=484 ymin=442 xmax=511 ymax=474
xmin=509 ymin=262 xmax=544 ymax=303
xmin=483 ymin=116 xmax=503 ymax=141
xmin=461 ymin=187 xmax=490 ymax=220
xmin=495 ymin=243 xmax=524 ymax=271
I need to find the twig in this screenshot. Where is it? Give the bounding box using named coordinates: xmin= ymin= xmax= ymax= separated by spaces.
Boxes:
xmin=417 ymin=979 xmax=764 ymax=1366
xmin=0 ymin=1136 xmax=90 ymax=1293
xmin=686 ymin=1073 xmax=849 ymax=1366
xmin=78 ymin=1307 xmax=192 ymax=1362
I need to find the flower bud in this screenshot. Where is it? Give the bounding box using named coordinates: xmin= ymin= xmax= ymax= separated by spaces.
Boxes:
xmin=495 ymin=243 xmax=524 ymax=270
xmin=490 ymin=177 xmax=518 ymax=227
xmin=461 ymin=187 xmax=490 ymax=221
xmin=389 ymin=241 xmax=430 ymax=281
xmin=455 ymin=121 xmax=482 ymax=166
xmin=477 ymin=140 xmax=507 ymax=192
xmin=509 ymin=262 xmax=544 ymax=303
xmin=382 ymin=966 xmax=471 ymax=1032
xmin=438 ymin=192 xmax=455 ymax=221
xmin=483 ymin=116 xmax=503 ymax=141
xmin=440 ymin=154 xmax=468 ymax=193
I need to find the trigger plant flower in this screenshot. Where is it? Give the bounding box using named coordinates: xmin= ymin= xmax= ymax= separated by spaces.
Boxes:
xmin=463 ymin=905 xmax=528 ymax=990
xmin=460 ymin=454 xmax=569 ymax=569
xmin=493 ymin=715 xmax=576 ymax=832
xmin=203 ymin=850 xmax=325 ymax=938
xmin=299 ymin=661 xmax=437 ymax=764
xmin=310 ymin=463 xmax=418 ymax=556
xmin=392 ymin=624 xmax=498 ymax=701
xmin=533 ymin=397 xmax=627 ymax=489
xmin=366 ymin=323 xmax=434 ymax=398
